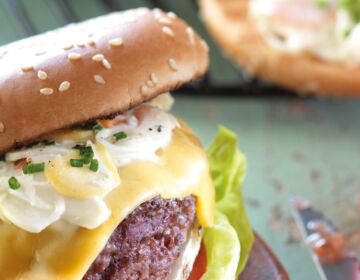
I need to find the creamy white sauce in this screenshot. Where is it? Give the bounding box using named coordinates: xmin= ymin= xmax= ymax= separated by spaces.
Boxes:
xmin=96 ymin=104 xmax=178 ymax=167
xmin=250 ymin=0 xmax=360 ymax=66
xmin=0 ymin=103 xmax=177 ymax=233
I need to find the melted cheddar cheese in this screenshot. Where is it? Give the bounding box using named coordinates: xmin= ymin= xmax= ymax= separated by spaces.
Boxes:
xmin=0 ymin=124 xmax=214 ymax=280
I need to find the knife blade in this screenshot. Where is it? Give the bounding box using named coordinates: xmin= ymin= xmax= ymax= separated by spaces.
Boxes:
xmin=289 ymin=196 xmax=360 ymax=280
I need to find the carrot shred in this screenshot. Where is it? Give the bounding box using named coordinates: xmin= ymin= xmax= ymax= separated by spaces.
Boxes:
xmin=100 ymin=119 xmax=120 ymax=128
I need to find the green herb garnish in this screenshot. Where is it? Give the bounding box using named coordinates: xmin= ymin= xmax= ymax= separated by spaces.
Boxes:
xmin=8 ymin=177 xmax=21 ymax=190
xmin=79 ymin=146 xmax=94 ymax=164
xmin=73 ymin=145 xmax=94 ymax=162
xmin=90 ymin=159 xmax=99 ymax=172
xmin=93 ymin=124 xmax=103 ymax=133
xmin=23 ymin=162 xmax=45 ymax=174
xmin=79 ymin=146 xmax=94 ymax=157
xmin=113 ymin=131 xmax=127 ymax=141
xmin=70 ymin=145 xmax=98 ymax=171
xmin=70 ymin=159 xmax=84 ymax=167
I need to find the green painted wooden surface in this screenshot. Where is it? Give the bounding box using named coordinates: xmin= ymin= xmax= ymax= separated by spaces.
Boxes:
xmin=173 ymin=96 xmax=360 ymax=280
xmin=1 ymin=1 xmax=360 ymax=280
xmin=66 ymin=0 xmax=108 ymax=21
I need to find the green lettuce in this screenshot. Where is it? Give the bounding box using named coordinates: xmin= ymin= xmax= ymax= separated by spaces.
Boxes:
xmin=202 ymin=126 xmax=254 ymax=280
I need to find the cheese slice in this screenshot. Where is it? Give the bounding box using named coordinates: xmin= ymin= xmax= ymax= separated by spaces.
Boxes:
xmin=0 ymin=124 xmax=214 ymax=280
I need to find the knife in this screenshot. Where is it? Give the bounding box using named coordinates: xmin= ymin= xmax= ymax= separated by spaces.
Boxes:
xmin=289 ymin=196 xmax=360 ymax=280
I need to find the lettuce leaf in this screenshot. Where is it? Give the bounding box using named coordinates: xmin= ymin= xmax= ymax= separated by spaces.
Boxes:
xmin=201 ymin=210 xmax=240 ymax=279
xmin=202 ymin=126 xmax=254 ymax=279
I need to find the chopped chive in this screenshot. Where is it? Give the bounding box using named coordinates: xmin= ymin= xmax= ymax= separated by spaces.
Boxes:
xmin=93 ymin=124 xmax=103 ymax=133
xmin=80 ymin=146 xmax=94 ymax=163
xmin=71 ymin=145 xmax=95 ymax=167
xmin=8 ymin=177 xmax=21 ymax=190
xmin=42 ymin=140 xmax=55 ymax=146
xmin=79 ymin=146 xmax=94 ymax=157
xmin=113 ymin=131 xmax=127 ymax=141
xmin=70 ymin=159 xmax=84 ymax=167
xmin=23 ymin=162 xmax=45 ymax=174
xmin=90 ymin=159 xmax=99 ymax=172
xmin=82 ymin=156 xmax=92 ymax=164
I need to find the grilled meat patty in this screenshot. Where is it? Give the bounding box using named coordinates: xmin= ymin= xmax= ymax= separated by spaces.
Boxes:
xmin=83 ymin=196 xmax=196 ymax=280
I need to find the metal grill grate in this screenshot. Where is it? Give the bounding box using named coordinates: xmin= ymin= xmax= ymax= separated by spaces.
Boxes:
xmin=0 ymin=0 xmax=294 ymax=97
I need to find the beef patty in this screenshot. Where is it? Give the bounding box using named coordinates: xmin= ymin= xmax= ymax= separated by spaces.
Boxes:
xmin=83 ymin=196 xmax=196 ymax=280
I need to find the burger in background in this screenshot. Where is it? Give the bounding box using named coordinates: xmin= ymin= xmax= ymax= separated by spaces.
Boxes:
xmin=199 ymin=0 xmax=360 ymax=97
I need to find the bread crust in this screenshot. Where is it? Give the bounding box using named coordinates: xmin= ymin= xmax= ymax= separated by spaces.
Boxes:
xmin=0 ymin=9 xmax=208 ymax=153
xmin=199 ymin=0 xmax=360 ymax=97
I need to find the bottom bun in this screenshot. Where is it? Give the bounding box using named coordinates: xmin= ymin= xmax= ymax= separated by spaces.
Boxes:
xmin=199 ymin=0 xmax=360 ymax=97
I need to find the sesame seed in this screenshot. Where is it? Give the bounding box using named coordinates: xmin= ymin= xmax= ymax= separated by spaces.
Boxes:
xmin=147 ymin=80 xmax=155 ymax=87
xmin=168 ymin=58 xmax=178 ymax=71
xmin=92 ymin=54 xmax=104 ymax=62
xmin=21 ymin=65 xmax=33 ymax=72
xmin=201 ymin=39 xmax=209 ymax=52
xmin=162 ymin=26 xmax=175 ymax=37
xmin=109 ymin=38 xmax=123 ymax=47
xmin=158 ymin=17 xmax=172 ymax=25
xmin=0 ymin=122 xmax=4 ymax=133
xmin=37 ymin=70 xmax=48 ymax=80
xmin=186 ymin=27 xmax=195 ymax=45
xmin=167 ymin=12 xmax=177 ymax=19
xmin=63 ymin=44 xmax=73 ymax=51
xmin=125 ymin=15 xmax=137 ymax=23
xmin=136 ymin=7 xmax=149 ymax=16
xmin=35 ymin=50 xmax=46 ymax=56
xmin=59 ymin=81 xmax=71 ymax=92
xmin=94 ymin=74 xmax=106 ymax=85
xmin=0 ymin=50 xmax=8 ymax=59
xmin=102 ymin=59 xmax=112 ymax=70
xmin=151 ymin=72 xmax=158 ymax=84
xmin=40 ymin=88 xmax=54 ymax=95
xmin=68 ymin=52 xmax=81 ymax=61
xmin=141 ymin=85 xmax=150 ymax=97
xmin=154 ymin=9 xmax=162 ymax=19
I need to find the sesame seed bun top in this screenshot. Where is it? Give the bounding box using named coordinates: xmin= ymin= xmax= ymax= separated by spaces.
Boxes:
xmin=0 ymin=8 xmax=209 ymax=154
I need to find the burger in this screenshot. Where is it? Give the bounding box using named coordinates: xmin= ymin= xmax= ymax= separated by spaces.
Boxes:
xmin=199 ymin=0 xmax=360 ymax=97
xmin=0 ymin=8 xmax=253 ymax=280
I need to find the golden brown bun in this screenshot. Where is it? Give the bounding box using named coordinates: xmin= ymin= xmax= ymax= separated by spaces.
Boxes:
xmin=199 ymin=0 xmax=360 ymax=97
xmin=0 ymin=8 xmax=209 ymax=153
